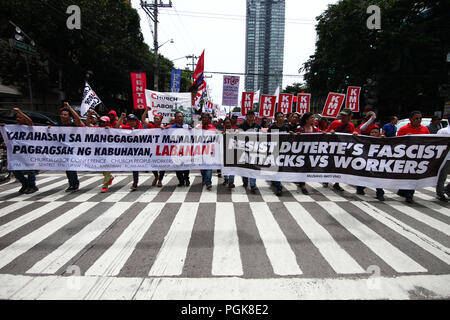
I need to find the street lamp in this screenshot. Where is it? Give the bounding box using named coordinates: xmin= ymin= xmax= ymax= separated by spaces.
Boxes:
xmin=154 ymin=39 xmax=174 ymax=92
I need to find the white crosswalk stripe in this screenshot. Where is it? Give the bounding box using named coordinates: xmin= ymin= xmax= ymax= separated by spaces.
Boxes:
xmin=0 ymin=172 xmax=449 ymax=284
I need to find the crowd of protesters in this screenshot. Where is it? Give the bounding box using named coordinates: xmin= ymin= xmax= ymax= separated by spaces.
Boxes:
xmin=1 ymin=103 xmax=449 ymax=204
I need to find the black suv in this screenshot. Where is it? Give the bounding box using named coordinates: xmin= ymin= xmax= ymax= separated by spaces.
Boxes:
xmin=0 ymin=108 xmax=59 ymax=126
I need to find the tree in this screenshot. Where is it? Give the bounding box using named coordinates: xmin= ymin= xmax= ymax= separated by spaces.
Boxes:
xmin=0 ymin=0 xmax=178 ymax=113
xmin=302 ymin=0 xmax=450 ymax=120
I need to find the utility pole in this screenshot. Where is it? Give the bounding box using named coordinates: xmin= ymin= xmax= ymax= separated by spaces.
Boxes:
xmin=186 ymin=55 xmax=199 ymax=78
xmin=141 ymin=0 xmax=172 ymax=91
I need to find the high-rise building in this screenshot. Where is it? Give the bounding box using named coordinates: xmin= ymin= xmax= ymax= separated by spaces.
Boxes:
xmin=245 ymin=0 xmax=285 ymax=95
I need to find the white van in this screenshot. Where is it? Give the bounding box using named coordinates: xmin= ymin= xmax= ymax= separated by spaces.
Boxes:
xmin=395 ymin=118 xmax=448 ymax=132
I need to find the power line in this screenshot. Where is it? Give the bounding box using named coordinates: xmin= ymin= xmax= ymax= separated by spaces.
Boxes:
xmin=203 ymin=71 xmax=303 ymax=77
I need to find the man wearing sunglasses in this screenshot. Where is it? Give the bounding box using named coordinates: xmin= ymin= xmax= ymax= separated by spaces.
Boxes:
xmin=396 ymin=111 xmax=430 ymax=203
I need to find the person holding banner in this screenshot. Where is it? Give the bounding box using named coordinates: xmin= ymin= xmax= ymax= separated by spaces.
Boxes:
xmin=436 ymin=123 xmax=450 ymax=202
xmin=268 ymin=112 xmax=290 ymax=196
xmin=117 ymin=113 xmax=144 ymax=191
xmin=381 ymin=116 xmax=398 ymax=137
xmin=198 ymin=113 xmax=216 ymax=190
xmin=357 ymin=111 xmax=377 ymax=135
xmin=396 ymin=111 xmax=430 ymax=203
xmin=238 ymin=110 xmax=260 ymax=193
xmin=58 ymin=102 xmax=85 ymax=192
xmin=222 ymin=117 xmax=238 ymax=189
xmin=355 ymin=126 xmax=386 ymax=201
xmin=171 ymin=111 xmax=192 ymax=187
xmin=0 ymin=108 xmax=39 ymax=194
xmin=295 ymin=112 xmax=322 ymax=195
xmin=86 ymin=111 xmax=115 ymax=193
xmin=287 ymin=113 xmax=299 ymax=132
xmin=323 ymin=108 xmax=358 ymax=191
xmin=141 ymin=109 xmax=166 ymax=187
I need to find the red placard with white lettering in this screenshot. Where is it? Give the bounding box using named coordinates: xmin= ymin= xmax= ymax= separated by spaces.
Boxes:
xmin=131 ymin=72 xmax=147 ymax=110
xmin=241 ymin=92 xmax=255 ymax=116
xmin=322 ymin=92 xmax=346 ymax=118
xmin=277 ymin=93 xmax=293 ymax=114
xmin=297 ymin=93 xmax=311 ymax=114
xmin=345 ymin=86 xmax=361 ymax=112
xmin=260 ymin=95 xmax=277 ymax=118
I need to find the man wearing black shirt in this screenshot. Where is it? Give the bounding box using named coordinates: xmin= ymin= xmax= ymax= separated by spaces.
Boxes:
xmin=238 ymin=110 xmax=261 ymax=193
xmin=268 ymin=112 xmax=290 ymax=196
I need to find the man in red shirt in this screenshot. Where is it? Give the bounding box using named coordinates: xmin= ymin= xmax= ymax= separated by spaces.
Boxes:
xmin=324 ymin=108 xmax=358 ymax=191
xmin=396 ymin=110 xmax=430 ymax=203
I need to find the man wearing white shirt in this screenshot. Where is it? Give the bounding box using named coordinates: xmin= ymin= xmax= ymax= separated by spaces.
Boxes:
xmin=436 ymin=123 xmax=450 ymax=201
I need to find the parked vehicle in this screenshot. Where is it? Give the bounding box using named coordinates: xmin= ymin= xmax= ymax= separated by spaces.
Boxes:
xmin=0 ymin=108 xmax=59 ymax=126
xmin=395 ymin=118 xmax=449 ymax=132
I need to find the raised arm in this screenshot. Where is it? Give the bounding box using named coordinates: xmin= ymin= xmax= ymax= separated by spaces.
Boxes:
xmin=13 ymin=107 xmax=33 ymax=126
xmin=64 ymin=102 xmax=85 ymax=127
xmin=141 ymin=108 xmax=150 ymax=127
xmin=117 ymin=113 xmax=126 ymax=128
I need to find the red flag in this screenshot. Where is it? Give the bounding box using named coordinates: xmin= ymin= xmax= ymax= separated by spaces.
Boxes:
xmin=322 ymin=92 xmax=346 ymax=118
xmin=277 ymin=93 xmax=293 ymax=114
xmin=241 ymin=92 xmax=255 ymax=116
xmin=297 ymin=93 xmax=311 ymax=114
xmin=345 ymin=86 xmax=361 ymax=112
xmin=260 ymin=95 xmax=277 ymax=118
xmin=130 ymin=72 xmax=147 ymax=110
xmin=190 ymin=50 xmax=205 ymax=89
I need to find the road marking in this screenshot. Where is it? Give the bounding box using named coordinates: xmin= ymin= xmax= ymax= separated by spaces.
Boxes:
xmin=317 ymin=201 xmax=427 ymax=273
xmin=0 ymin=201 xmax=35 ymax=218
xmin=148 ymin=203 xmax=199 ymax=276
xmin=250 ymin=202 xmax=302 ymax=276
xmin=85 ymin=203 xmax=165 ymax=276
xmin=0 ymin=177 xmax=56 ymax=196
xmin=0 ymin=202 xmax=64 ymax=238
xmin=284 ymin=202 xmax=365 ymax=274
xmin=68 ymin=175 xmax=128 ymax=202
xmin=0 ymin=202 xmax=93 ymax=270
xmin=199 ymin=176 xmax=218 ymax=203
xmin=212 ymin=203 xmax=243 ymax=276
xmin=386 ymin=201 xmax=450 ymax=236
xmin=283 ymin=183 xmax=315 ymax=202
xmin=309 ymin=183 xmax=348 ymax=202
xmin=357 ymin=201 xmax=450 ymax=265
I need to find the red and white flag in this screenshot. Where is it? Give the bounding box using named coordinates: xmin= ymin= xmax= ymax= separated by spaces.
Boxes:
xmin=277 ymin=93 xmax=293 ymax=114
xmin=241 ymin=92 xmax=255 ymax=116
xmin=253 ymin=89 xmax=260 ymax=104
xmin=130 ymin=73 xmax=147 ymax=110
xmin=345 ymin=86 xmax=361 ymax=112
xmin=190 ymin=50 xmax=205 ymax=90
xmin=297 ymin=93 xmax=311 ymax=114
xmin=322 ymin=92 xmax=346 ymax=118
xmin=260 ymin=95 xmax=277 ymax=118
xmin=192 ymin=81 xmax=206 ymax=110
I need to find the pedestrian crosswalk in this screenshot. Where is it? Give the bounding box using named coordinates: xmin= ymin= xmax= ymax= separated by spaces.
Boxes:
xmin=0 ymin=172 xmax=449 ymax=287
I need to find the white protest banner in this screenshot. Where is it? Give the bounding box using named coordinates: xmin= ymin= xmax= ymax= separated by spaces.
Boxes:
xmin=260 ymin=95 xmax=277 ymax=118
xmin=0 ymin=125 xmax=221 ymax=172
xmin=80 ymin=82 xmax=102 ymax=117
xmin=222 ymin=76 xmax=240 ymax=106
xmin=146 ymin=90 xmax=192 ymax=124
xmin=297 ymin=93 xmax=311 ymax=114
xmin=241 ymin=92 xmax=254 ymax=116
xmin=322 ymin=92 xmax=346 ymax=118
xmin=278 ymin=93 xmax=293 ymax=114
xmin=345 ymin=86 xmax=361 ymax=112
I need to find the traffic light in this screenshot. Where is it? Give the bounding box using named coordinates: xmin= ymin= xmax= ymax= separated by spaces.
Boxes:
xmin=345 ymin=75 xmax=350 ymax=79
xmin=313 ymin=72 xmax=318 ymax=76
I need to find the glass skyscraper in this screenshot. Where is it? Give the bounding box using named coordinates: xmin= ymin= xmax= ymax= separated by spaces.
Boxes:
xmin=245 ymin=0 xmax=285 ymax=95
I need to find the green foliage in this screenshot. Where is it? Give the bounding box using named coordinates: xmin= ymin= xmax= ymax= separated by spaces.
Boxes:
xmin=0 ymin=0 xmax=180 ymax=112
xmin=303 ymin=0 xmax=450 ymax=119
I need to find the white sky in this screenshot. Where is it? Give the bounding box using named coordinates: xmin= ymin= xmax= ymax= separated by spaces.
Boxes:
xmin=131 ymin=0 xmax=339 ymax=105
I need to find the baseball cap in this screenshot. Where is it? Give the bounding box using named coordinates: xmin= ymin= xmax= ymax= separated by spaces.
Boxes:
xmin=100 ymin=116 xmax=111 ymax=122
xmin=128 ymin=114 xmax=138 ymax=120
xmin=154 ymin=114 xmax=163 ymax=120
xmin=340 ymin=108 xmax=352 ymax=116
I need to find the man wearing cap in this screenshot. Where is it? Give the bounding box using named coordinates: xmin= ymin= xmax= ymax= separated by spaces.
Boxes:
xmin=171 ymin=111 xmax=192 ymax=186
xmin=324 ymin=108 xmax=358 ymax=192
xmin=141 ymin=109 xmax=166 ymax=187
xmin=86 ymin=110 xmax=115 ymax=193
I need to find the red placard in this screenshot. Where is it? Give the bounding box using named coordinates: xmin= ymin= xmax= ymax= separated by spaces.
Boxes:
xmin=345 ymin=86 xmax=361 ymax=112
xmin=322 ymin=92 xmax=346 ymax=118
xmin=260 ymin=95 xmax=277 ymax=118
xmin=297 ymin=93 xmax=311 ymax=114
xmin=241 ymin=92 xmax=255 ymax=116
xmin=131 ymin=72 xmax=147 ymax=110
xmin=278 ymin=93 xmax=293 ymax=114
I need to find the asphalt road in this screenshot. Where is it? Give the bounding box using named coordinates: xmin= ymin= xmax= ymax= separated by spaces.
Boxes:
xmin=0 ymin=171 xmax=449 ymax=300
